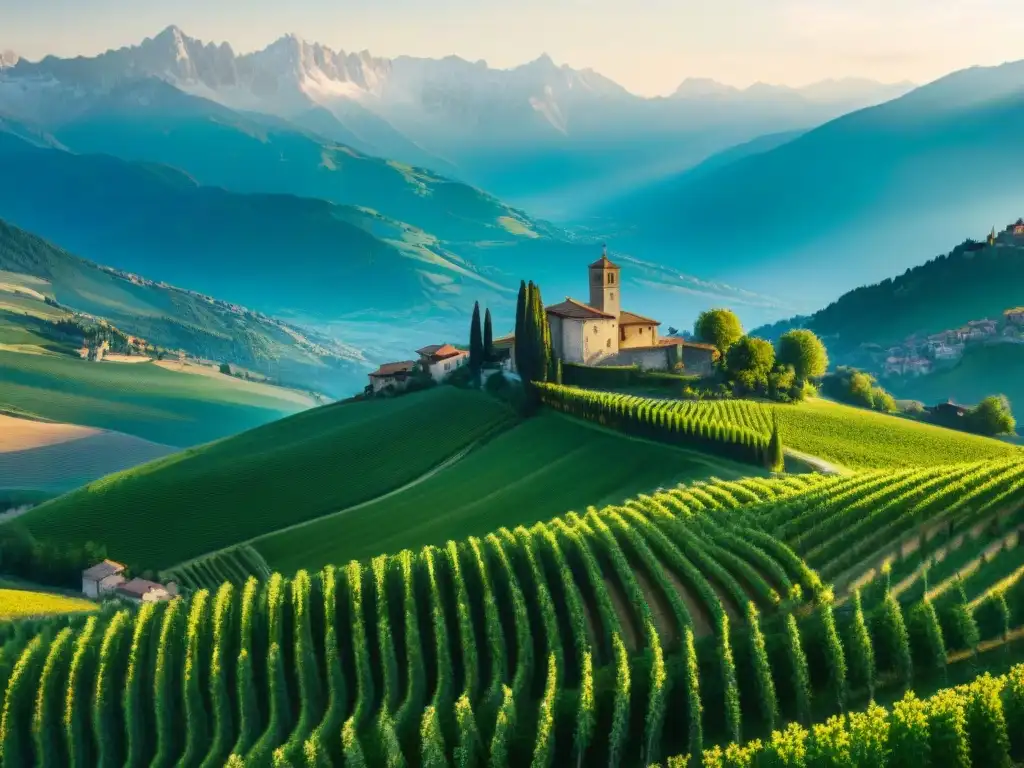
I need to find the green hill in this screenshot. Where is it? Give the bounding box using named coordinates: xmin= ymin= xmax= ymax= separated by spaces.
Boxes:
xmin=0 ymin=350 xmax=312 ymax=447
xmin=0 ymin=218 xmax=366 ymax=396
xmin=751 ymin=234 xmax=1024 ymax=354
xmin=249 ymin=411 xmax=761 ymax=573
xmin=891 ymin=343 xmax=1024 ymax=412
xmin=18 ymin=387 xmax=517 ymax=571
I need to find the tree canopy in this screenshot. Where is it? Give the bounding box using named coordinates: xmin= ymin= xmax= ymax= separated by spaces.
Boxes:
xmin=483 ymin=308 xmax=494 ymax=363
xmin=777 ymin=329 xmax=829 ymax=380
xmin=966 ymin=395 xmax=1016 ymax=436
xmin=694 ymin=309 xmax=744 ymax=354
xmin=469 ymin=301 xmax=483 ymax=374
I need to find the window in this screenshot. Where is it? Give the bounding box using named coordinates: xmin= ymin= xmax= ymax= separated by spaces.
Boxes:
xmin=609 ymin=273 xmax=615 ymax=284
xmin=593 ymin=325 xmax=599 ymax=334
xmin=606 ymin=338 xmax=611 ymax=348
xmin=640 ymin=327 xmax=644 ymax=334
xmin=444 ymin=362 xmax=451 ymax=371
xmin=610 ymin=291 xmax=615 ymax=301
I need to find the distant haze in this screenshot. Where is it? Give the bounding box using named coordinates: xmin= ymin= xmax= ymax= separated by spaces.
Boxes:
xmin=6 ymin=0 xmax=1024 ymax=96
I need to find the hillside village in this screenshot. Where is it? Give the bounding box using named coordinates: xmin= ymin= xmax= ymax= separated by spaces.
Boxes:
xmin=366 ymin=247 xmax=720 ymax=394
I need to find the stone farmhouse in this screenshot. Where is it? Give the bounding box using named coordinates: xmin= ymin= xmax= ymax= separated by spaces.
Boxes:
xmin=367 ymin=361 xmax=416 ymax=394
xmin=541 ymin=248 xmax=717 ymax=374
xmin=81 ymin=559 xmax=177 ymax=603
xmin=416 ymin=344 xmax=469 ymax=381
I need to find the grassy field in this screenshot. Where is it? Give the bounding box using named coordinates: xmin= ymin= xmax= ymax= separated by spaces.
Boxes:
xmin=18 ymin=387 xmax=516 ymax=570
xmin=253 ymin=411 xmax=763 ymax=572
xmin=892 ymin=343 xmax=1024 ymax=414
xmin=0 ymin=349 xmax=313 ymax=446
xmin=773 ymin=398 xmax=1022 ymax=469
xmin=0 ymin=587 xmax=95 ymax=620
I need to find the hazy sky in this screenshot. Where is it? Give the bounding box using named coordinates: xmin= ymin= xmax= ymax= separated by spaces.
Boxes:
xmin=6 ymin=0 xmax=1024 ymax=95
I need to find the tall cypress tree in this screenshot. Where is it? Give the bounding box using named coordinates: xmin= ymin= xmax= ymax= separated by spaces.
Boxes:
xmin=483 ymin=308 xmax=494 ymax=364
xmin=767 ymin=415 xmax=784 ymax=472
xmin=469 ymin=301 xmax=483 ymax=375
xmin=523 ymin=282 xmax=539 ymax=386
xmin=514 ymin=281 xmax=528 ymax=373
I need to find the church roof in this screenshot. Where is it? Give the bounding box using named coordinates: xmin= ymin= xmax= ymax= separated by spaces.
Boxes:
xmin=589 ymin=243 xmax=620 ymax=270
xmin=619 ymin=310 xmax=661 ymax=326
xmin=416 ymin=344 xmax=464 ymax=360
xmin=546 ymin=298 xmax=616 ymax=320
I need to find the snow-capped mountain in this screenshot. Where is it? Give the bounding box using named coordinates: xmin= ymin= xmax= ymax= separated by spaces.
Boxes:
xmin=0 ymin=26 xmax=917 ymax=213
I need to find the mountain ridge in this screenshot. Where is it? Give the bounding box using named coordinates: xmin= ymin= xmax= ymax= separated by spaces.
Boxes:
xmin=1 ymin=26 xmax=914 ymax=211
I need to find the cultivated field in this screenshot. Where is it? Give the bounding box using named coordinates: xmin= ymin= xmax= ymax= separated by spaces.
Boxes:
xmin=0 ymin=413 xmax=175 ymax=493
xmin=0 ymin=349 xmax=312 ymax=447
xmin=0 ymin=587 xmax=96 ymax=620
xmin=250 ymin=411 xmax=765 ymax=573
xmin=18 ymin=387 xmax=517 ymax=570
xmin=5 ymin=459 xmax=1024 ymax=766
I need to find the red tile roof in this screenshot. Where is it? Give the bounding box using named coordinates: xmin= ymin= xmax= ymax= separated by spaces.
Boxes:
xmin=545 ymin=298 xmax=616 ymax=320
xmin=619 ymin=310 xmax=661 ymax=326
xmin=415 ymin=344 xmax=465 ymax=361
xmin=369 ymin=361 xmax=416 ymax=378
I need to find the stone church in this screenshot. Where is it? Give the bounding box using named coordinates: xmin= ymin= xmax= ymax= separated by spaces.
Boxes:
xmin=543 ymin=247 xmax=717 ymax=373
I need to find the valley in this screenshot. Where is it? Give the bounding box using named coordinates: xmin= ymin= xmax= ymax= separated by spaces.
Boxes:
xmin=3 ymin=11 xmax=1024 ymax=768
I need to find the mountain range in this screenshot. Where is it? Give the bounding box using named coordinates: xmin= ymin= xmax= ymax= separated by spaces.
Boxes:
xmin=602 ymin=59 xmax=1024 ymax=304
xmin=1 ymin=26 xmax=913 ymax=215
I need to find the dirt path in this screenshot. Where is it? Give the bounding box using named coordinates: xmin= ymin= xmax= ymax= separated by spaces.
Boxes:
xmin=836 ymin=507 xmax=1020 ymax=603
xmin=662 ymin=566 xmax=715 ymax=637
xmin=784 ymin=448 xmax=849 ymax=476
xmin=604 ymin=576 xmax=641 ymax=652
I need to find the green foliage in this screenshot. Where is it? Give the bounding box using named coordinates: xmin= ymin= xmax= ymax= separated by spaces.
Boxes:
xmin=470 ymin=301 xmax=484 ymax=375
xmin=92 ymin=609 xmax=132 ymax=768
xmin=1 ymin=635 xmax=45 ymax=768
xmin=908 ymin=598 xmax=947 ymax=681
xmin=203 ymin=584 xmax=236 ymax=768
xmin=776 ymin=329 xmax=829 ymax=380
xmin=694 ymin=308 xmax=744 ymax=355
xmin=719 ymin=612 xmax=742 ymax=744
xmin=746 ymin=603 xmax=779 ymax=734
xmin=874 ymin=592 xmax=913 ymax=690
xmin=964 ymin=674 xmax=1011 ymax=768
xmin=821 ymin=367 xmax=897 ymax=413
xmin=32 ymin=627 xmax=75 ymax=768
xmin=786 ymin=613 xmax=812 ymax=726
xmin=767 ymin=416 xmax=785 ymax=472
xmin=487 ymin=686 xmax=516 ymax=768
xmin=180 ymin=590 xmax=212 ymax=766
xmin=483 ymin=308 xmax=494 ymax=365
xmin=454 ymin=695 xmax=483 ymax=768
xmin=531 ymin=653 xmax=558 ymax=768
xmin=818 ymin=599 xmax=848 ymax=713
xmin=925 ymin=688 xmax=969 ymax=768
xmin=609 ymin=633 xmax=631 ymax=768
xmin=725 ymin=336 xmax=776 ymax=393
xmin=965 ymin=394 xmax=1016 ymax=436
xmin=846 ymin=590 xmax=876 ymax=701
xmin=65 ymin=615 xmax=102 ymax=768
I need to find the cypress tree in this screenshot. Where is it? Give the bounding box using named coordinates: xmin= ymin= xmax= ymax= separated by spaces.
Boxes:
xmin=483 ymin=309 xmax=494 ymax=365
xmin=767 ymin=415 xmax=784 ymax=472
xmin=514 ymin=281 xmax=527 ymax=373
xmin=469 ymin=301 xmax=483 ymax=375
xmin=522 ymin=282 xmax=538 ymax=386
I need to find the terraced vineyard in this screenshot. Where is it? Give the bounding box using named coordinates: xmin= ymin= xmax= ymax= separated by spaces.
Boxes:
xmin=541 ymin=385 xmax=1022 ymax=470
xmin=5 ymin=459 xmax=1024 ymax=766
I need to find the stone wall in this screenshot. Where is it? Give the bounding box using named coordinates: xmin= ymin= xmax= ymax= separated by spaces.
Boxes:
xmin=601 ymin=345 xmax=677 ymax=371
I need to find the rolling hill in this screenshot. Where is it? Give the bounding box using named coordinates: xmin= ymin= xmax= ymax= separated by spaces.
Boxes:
xmin=0 ymin=218 xmax=368 ymax=396
xmin=602 ymin=58 xmax=1024 ymax=308
xmin=750 ymin=231 xmax=1024 ymax=355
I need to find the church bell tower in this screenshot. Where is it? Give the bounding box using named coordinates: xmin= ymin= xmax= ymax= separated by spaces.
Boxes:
xmin=588 ymin=244 xmax=621 ymax=318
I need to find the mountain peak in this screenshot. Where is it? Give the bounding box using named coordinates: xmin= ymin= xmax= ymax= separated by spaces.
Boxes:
xmin=672 ymin=77 xmax=739 ymax=98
